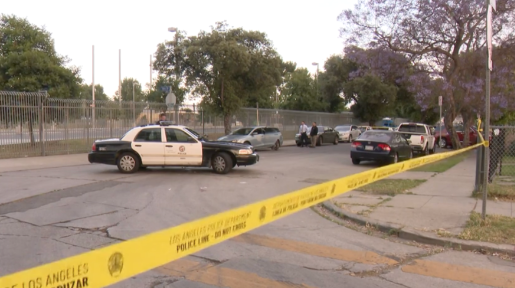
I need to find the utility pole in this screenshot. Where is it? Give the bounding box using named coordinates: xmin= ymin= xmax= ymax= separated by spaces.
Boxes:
xmin=92 ymin=45 xmax=95 ymax=129
xmin=482 ymin=0 xmax=495 ymax=219
xmin=132 ymin=82 xmax=136 ymax=126
xmin=150 ymin=55 xmax=153 ymax=90
xmin=438 ymin=96 xmax=442 ymax=146
xmin=119 ymin=49 xmax=121 ymax=107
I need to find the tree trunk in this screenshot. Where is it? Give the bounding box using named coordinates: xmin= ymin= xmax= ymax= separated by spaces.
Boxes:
xmin=444 ymin=112 xmax=461 ymax=149
xmin=462 ymin=115 xmax=473 ymax=148
xmin=368 ymin=120 xmax=375 ymax=126
xmin=223 ymin=113 xmax=231 ymax=135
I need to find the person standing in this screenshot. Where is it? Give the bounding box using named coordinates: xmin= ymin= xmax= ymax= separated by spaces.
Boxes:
xmin=156 ymin=113 xmax=167 ymax=124
xmin=310 ymin=122 xmax=319 ymax=148
xmin=299 ymin=121 xmax=308 ymax=147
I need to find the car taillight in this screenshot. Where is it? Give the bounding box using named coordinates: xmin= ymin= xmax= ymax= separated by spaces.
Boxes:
xmin=420 ymin=136 xmax=424 ymax=143
xmin=351 ymin=141 xmax=362 ymax=148
xmin=377 ymin=143 xmax=391 ymax=151
xmin=92 ymin=143 xmax=96 ymax=151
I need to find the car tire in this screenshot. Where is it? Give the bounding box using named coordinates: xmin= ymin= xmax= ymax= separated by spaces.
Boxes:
xmin=212 ymin=152 xmax=233 ymax=174
xmin=333 ymin=136 xmax=338 ymax=145
xmin=244 ymin=141 xmax=251 ymax=145
xmin=408 ymin=150 xmax=413 ymax=160
xmin=424 ymin=145 xmax=429 ymax=156
xmin=296 ymin=142 xmax=301 ymax=147
xmin=391 ymin=153 xmax=399 ymax=164
xmin=317 ymin=137 xmax=322 ymax=146
xmin=117 ymin=152 xmax=140 ymax=174
xmin=272 ymin=140 xmax=280 ymax=151
xmin=439 ymin=138 xmax=447 ymax=148
xmin=352 ymin=158 xmax=361 ymax=165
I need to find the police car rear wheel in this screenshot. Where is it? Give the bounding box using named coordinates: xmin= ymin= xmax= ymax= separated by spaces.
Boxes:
xmin=212 ymin=152 xmax=233 ymax=174
xmin=117 ymin=152 xmax=140 ymax=173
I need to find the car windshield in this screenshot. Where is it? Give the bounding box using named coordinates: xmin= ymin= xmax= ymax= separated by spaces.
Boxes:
xmin=398 ymin=125 xmax=426 ymax=133
xmin=230 ymin=128 xmax=253 ymax=135
xmin=358 ymin=131 xmax=392 ymax=142
xmin=335 ymin=126 xmax=350 ymax=131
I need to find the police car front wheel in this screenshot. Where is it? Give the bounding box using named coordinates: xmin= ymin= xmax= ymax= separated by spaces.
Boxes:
xmin=212 ymin=152 xmax=233 ymax=174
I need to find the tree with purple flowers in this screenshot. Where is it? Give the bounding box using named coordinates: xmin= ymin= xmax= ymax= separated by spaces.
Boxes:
xmin=339 ymin=0 xmax=515 ymax=148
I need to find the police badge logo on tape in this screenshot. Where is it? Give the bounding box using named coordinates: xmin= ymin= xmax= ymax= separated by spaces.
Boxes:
xmin=259 ymin=206 xmax=266 ymax=222
xmin=179 ymin=145 xmax=186 ymax=152
xmin=108 ymin=252 xmax=124 ymax=277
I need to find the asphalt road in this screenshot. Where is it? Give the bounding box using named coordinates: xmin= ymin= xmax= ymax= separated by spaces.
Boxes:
xmin=0 ymin=144 xmax=512 ymax=288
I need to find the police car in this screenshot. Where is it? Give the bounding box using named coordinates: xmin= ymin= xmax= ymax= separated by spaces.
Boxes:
xmin=88 ymin=122 xmax=259 ymax=174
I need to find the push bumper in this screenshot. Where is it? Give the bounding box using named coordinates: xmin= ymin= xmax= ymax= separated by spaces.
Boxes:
xmin=236 ymin=152 xmax=260 ymax=166
xmin=88 ymin=152 xmax=117 ymax=165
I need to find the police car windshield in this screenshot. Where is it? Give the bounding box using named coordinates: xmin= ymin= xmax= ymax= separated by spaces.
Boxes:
xmin=185 ymin=128 xmax=201 ymax=138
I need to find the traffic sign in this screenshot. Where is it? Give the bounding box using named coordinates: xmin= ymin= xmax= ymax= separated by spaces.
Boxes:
xmin=438 ymin=96 xmax=442 ymax=106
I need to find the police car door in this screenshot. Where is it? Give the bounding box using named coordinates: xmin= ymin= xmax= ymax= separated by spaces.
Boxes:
xmin=164 ymin=128 xmax=203 ymax=166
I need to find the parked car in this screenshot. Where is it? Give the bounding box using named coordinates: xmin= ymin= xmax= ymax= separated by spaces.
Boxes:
xmin=370 ymin=126 xmax=393 ymax=131
xmin=217 ymin=126 xmax=283 ymax=150
xmin=88 ymin=123 xmax=259 ymax=174
xmin=350 ymin=130 xmax=414 ymax=165
xmin=335 ymin=125 xmax=361 ymax=142
xmin=397 ymin=123 xmax=436 ymax=155
xmin=358 ymin=126 xmax=372 ymax=134
xmin=295 ymin=125 xmax=339 ymax=146
xmin=434 ymin=126 xmax=478 ymax=148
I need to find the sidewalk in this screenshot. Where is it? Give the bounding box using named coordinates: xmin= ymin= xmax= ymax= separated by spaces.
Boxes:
xmin=325 ymin=152 xmax=514 ymax=252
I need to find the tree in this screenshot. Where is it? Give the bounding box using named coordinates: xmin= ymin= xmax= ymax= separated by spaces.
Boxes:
xmin=317 ymin=55 xmax=349 ymax=112
xmin=280 ymin=67 xmax=326 ymax=111
xmin=79 ymin=84 xmax=109 ymax=101
xmin=0 ymin=14 xmax=82 ymax=98
xmin=113 ymin=78 xmax=145 ymax=102
xmin=347 ymin=74 xmax=398 ymax=125
xmin=339 ymin=0 xmax=515 ymax=148
xmin=154 ymin=22 xmax=284 ymax=134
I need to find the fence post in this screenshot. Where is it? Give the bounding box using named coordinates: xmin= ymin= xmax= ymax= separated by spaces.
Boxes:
xmin=65 ymin=107 xmax=69 ymax=153
xmin=109 ymin=110 xmax=113 ymax=138
xmin=475 ymin=135 xmax=483 ymax=191
xmin=38 ymin=93 xmax=45 ymax=156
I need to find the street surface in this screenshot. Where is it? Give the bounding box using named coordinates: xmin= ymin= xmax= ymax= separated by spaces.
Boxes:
xmin=0 ymin=144 xmax=514 ymax=288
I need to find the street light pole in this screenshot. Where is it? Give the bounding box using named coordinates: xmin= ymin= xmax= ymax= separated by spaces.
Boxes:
xmin=132 ymin=82 xmax=136 ymax=126
xmin=168 ymin=27 xmax=180 ymax=125
xmin=92 ymin=45 xmax=95 ymax=129
xmin=119 ymin=49 xmax=121 ymax=107
xmin=312 ymin=62 xmax=319 ymax=100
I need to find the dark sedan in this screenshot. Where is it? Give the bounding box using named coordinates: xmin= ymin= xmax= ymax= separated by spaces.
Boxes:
xmin=350 ymin=131 xmax=413 ymax=165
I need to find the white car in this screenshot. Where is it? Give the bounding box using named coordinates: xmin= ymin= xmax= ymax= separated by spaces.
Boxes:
xmin=335 ymin=125 xmax=361 ymax=142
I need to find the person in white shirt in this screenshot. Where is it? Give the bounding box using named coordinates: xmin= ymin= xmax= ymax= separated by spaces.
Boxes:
xmin=299 ymin=121 xmax=308 ymax=147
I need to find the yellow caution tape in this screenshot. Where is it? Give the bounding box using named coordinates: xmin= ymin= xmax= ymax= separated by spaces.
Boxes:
xmin=0 ymin=142 xmax=485 ymax=288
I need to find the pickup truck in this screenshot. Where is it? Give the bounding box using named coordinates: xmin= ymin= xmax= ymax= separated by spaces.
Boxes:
xmin=397 ymin=123 xmax=436 ymax=155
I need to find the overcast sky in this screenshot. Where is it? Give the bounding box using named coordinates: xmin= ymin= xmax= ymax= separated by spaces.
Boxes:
xmin=3 ymin=0 xmax=356 ymax=101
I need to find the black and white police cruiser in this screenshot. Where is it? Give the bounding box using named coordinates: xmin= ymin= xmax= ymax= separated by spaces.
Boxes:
xmin=88 ymin=122 xmax=259 ymax=174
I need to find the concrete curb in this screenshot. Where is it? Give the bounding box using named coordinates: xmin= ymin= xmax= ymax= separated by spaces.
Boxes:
xmin=322 ymin=200 xmax=515 ymax=256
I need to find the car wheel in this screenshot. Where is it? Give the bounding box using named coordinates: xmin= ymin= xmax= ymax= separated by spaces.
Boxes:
xmin=117 ymin=152 xmax=140 ymax=174
xmin=408 ymin=150 xmax=413 ymax=160
xmin=424 ymin=145 xmax=429 ymax=156
xmin=272 ymin=140 xmax=280 ymax=151
xmin=296 ymin=142 xmax=301 ymax=147
xmin=333 ymin=136 xmax=338 ymax=145
xmin=244 ymin=141 xmax=251 ymax=145
xmin=352 ymin=158 xmax=361 ymax=165
xmin=212 ymin=152 xmax=233 ymax=174
xmin=317 ymin=137 xmax=322 ymax=146
xmin=439 ymin=138 xmax=447 ymax=148
xmin=391 ymin=153 xmax=399 ymax=164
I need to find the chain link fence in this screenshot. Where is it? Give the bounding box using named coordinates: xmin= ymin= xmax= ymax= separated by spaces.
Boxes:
xmin=0 ymin=91 xmax=358 ymax=159
xmin=488 ymin=126 xmax=515 ymax=181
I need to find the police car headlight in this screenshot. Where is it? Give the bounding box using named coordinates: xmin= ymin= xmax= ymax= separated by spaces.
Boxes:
xmin=238 ymin=149 xmax=252 ymax=155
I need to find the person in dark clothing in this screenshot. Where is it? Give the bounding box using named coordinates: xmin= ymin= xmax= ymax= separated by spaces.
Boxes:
xmin=310 ymin=122 xmax=318 ymax=148
xmin=156 ymin=113 xmax=167 ymax=124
